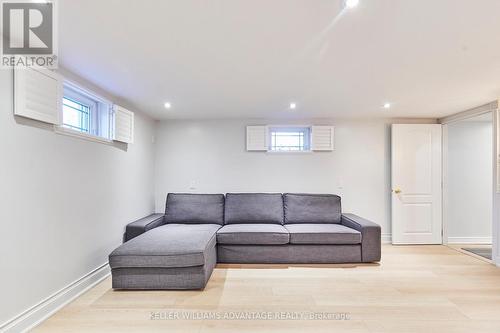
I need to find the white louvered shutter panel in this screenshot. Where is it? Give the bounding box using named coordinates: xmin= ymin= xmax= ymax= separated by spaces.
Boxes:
xmin=311 ymin=126 xmax=335 ymax=151
xmin=14 ymin=67 xmax=62 ymax=124
xmin=113 ymin=105 xmax=134 ymax=144
xmin=246 ymin=126 xmax=268 ymax=151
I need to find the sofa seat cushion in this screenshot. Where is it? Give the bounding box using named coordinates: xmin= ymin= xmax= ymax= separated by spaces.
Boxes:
xmin=285 ymin=224 xmax=361 ymax=245
xmin=109 ymin=224 xmax=221 ymax=269
xmin=217 ymin=224 xmax=290 ymax=245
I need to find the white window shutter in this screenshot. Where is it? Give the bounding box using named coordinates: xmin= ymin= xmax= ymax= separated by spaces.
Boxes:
xmin=14 ymin=67 xmax=62 ymax=125
xmin=311 ymin=126 xmax=335 ymax=151
xmin=113 ymin=105 xmax=134 ymax=144
xmin=246 ymin=126 xmax=268 ymax=151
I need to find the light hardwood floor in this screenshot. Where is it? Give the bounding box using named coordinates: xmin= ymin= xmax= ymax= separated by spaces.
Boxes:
xmin=34 ymin=245 xmax=500 ymax=333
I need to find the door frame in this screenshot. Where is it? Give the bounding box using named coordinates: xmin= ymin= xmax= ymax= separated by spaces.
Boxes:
xmin=439 ymin=102 xmax=497 ymax=266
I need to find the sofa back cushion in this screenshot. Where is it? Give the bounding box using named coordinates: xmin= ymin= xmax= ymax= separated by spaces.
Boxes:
xmin=224 ymin=193 xmax=284 ymax=224
xmin=165 ymin=193 xmax=225 ymax=225
xmin=284 ymin=193 xmax=341 ymax=224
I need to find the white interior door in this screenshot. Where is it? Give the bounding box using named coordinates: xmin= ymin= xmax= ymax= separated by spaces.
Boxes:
xmin=392 ymin=124 xmax=442 ymax=244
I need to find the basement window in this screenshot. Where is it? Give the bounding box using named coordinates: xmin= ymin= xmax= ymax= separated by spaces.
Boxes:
xmin=61 ymin=82 xmax=112 ymax=140
xmin=268 ymin=127 xmax=311 ymax=151
xmin=62 ymin=97 xmax=91 ymax=133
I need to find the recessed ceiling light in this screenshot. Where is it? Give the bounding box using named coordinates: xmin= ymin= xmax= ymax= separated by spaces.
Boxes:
xmin=164 ymin=102 xmax=172 ymax=109
xmin=289 ymin=103 xmax=297 ymax=110
xmin=345 ymin=0 xmax=359 ymax=9
xmin=383 ymin=103 xmax=391 ymax=109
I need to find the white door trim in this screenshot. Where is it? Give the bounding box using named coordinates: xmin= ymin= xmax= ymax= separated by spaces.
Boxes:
xmin=439 ymin=101 xmax=497 ymax=125
xmin=494 ymin=107 xmax=500 ymax=266
xmin=442 ymin=124 xmax=449 ymax=245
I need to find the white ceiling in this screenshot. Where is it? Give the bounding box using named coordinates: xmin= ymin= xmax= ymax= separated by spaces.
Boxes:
xmin=59 ymin=0 xmax=500 ymax=120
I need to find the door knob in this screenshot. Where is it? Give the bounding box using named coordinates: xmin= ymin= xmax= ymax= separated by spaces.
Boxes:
xmin=393 ymin=188 xmax=402 ymax=194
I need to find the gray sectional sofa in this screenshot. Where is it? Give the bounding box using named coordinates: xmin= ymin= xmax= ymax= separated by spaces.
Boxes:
xmin=109 ymin=193 xmax=381 ymax=290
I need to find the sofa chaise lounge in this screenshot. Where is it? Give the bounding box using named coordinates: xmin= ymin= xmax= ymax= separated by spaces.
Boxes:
xmin=109 ymin=193 xmax=381 ymax=290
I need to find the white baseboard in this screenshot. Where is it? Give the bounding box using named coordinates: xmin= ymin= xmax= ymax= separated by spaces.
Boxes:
xmin=381 ymin=233 xmax=392 ymax=244
xmin=447 ymin=237 xmax=492 ymax=244
xmin=0 ymin=263 xmax=110 ymax=333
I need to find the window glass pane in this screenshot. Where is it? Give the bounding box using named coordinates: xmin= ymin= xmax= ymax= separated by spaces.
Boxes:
xmin=62 ymin=97 xmax=90 ymax=133
xmin=269 ymin=127 xmax=310 ymax=151
xmin=61 ymin=84 xmax=111 ymax=140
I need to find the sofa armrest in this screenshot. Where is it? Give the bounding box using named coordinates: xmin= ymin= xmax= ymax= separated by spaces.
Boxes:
xmin=341 ymin=213 xmax=381 ymax=262
xmin=124 ymin=214 xmax=165 ymax=242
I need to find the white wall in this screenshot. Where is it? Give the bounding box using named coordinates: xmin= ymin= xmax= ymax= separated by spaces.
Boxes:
xmin=0 ymin=69 xmax=156 ymax=326
xmin=154 ymin=118 xmax=436 ymax=237
xmin=446 ymin=115 xmax=493 ymax=243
